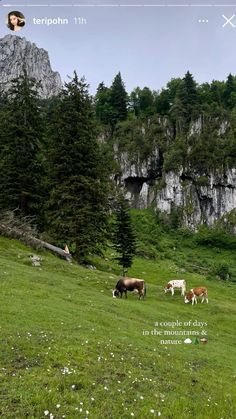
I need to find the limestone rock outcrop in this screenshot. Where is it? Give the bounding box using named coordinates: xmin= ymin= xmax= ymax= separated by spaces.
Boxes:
xmin=0 ymin=35 xmax=62 ymax=98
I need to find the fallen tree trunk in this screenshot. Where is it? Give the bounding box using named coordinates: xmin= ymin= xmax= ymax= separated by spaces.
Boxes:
xmin=30 ymin=237 xmax=72 ymax=261
xmin=0 ymin=222 xmax=72 ymax=261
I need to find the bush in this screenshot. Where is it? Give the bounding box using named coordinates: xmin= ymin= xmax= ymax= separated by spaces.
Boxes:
xmin=195 ymin=176 xmax=209 ymax=187
xmin=211 ymin=262 xmax=231 ymax=280
xmin=176 ymin=226 xmax=193 ymax=238
xmin=194 ymin=226 xmax=236 ymax=250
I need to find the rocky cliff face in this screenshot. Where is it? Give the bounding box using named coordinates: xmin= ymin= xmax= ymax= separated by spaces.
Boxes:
xmin=0 ymin=35 xmax=62 ymax=98
xmin=115 ymin=120 xmax=236 ymax=231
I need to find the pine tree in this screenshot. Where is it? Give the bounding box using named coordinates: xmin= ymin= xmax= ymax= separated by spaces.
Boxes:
xmin=224 ymin=74 xmax=236 ymax=109
xmin=0 ymin=71 xmax=43 ymax=218
xmin=110 ymin=72 xmax=128 ymax=127
xmin=113 ymin=198 xmax=136 ymax=276
xmin=94 ymin=82 xmax=113 ymax=125
xmin=46 ymin=72 xmax=111 ymax=262
xmin=178 ymin=71 xmax=199 ymax=125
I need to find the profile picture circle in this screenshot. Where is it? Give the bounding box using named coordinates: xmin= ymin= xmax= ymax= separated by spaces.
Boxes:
xmin=7 ymin=11 xmax=26 ymax=32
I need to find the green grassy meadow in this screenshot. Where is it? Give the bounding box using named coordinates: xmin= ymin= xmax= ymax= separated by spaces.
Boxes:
xmin=0 ymin=234 xmax=236 ymax=419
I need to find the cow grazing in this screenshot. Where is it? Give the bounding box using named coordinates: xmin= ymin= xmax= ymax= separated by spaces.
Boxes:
xmin=112 ymin=277 xmax=146 ymax=300
xmin=164 ymin=279 xmax=186 ymax=296
xmin=185 ymin=287 xmax=208 ymax=305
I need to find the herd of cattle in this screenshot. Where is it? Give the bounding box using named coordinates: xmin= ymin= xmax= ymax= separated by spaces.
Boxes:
xmin=112 ymin=278 xmax=208 ymax=305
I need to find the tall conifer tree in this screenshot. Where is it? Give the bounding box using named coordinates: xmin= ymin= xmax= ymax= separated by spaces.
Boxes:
xmin=0 ymin=71 xmax=43 ymax=217
xmin=46 ymin=73 xmax=110 ymax=262
xmin=110 ymin=72 xmax=128 ymax=127
xmin=94 ymin=82 xmax=113 ymax=125
xmin=178 ymin=71 xmax=199 ymax=125
xmin=113 ymin=197 xmax=136 ymax=276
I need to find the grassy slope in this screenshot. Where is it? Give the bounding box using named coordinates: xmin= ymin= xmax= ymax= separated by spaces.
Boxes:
xmin=0 ymin=236 xmax=236 ymax=419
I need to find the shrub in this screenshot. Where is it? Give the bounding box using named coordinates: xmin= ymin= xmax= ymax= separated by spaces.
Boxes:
xmin=211 ymin=262 xmax=231 ymax=280
xmin=194 ymin=226 xmax=236 ymax=250
xmin=195 ymin=176 xmax=209 ymax=187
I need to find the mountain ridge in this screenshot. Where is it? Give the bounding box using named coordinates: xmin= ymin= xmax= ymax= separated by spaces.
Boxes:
xmin=0 ymin=34 xmax=62 ymax=98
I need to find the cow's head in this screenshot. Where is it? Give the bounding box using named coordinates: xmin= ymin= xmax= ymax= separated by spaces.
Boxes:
xmin=112 ymin=289 xmax=119 ymax=298
xmin=184 ymin=291 xmax=193 ymax=303
xmin=164 ymin=283 xmax=172 ymax=293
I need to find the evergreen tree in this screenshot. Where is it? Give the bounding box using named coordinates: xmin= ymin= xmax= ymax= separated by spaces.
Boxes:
xmin=113 ymin=197 xmax=136 ymax=276
xmin=177 ymin=71 xmax=199 ymax=125
xmin=130 ymin=87 xmax=155 ymax=118
xmin=224 ymin=74 xmax=236 ymax=109
xmin=94 ymin=82 xmax=113 ymax=125
xmin=0 ymin=71 xmax=43 ymax=218
xmin=210 ymin=80 xmax=225 ymax=108
xmin=155 ymin=88 xmax=171 ymax=115
xmin=46 ymin=72 xmax=111 ymax=262
xmin=110 ymin=72 xmax=128 ymax=127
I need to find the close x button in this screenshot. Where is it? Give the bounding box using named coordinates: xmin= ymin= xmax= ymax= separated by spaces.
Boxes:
xmin=222 ymin=14 xmax=235 ymax=28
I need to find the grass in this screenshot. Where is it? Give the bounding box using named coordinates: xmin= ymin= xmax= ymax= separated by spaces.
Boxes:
xmin=0 ymin=234 xmax=236 ymax=419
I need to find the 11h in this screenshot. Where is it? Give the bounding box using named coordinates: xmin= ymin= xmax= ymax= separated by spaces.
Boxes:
xmin=74 ymin=17 xmax=87 ymax=25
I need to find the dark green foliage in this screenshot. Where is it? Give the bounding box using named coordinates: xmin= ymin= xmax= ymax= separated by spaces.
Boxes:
xmin=113 ymin=197 xmax=136 ymax=275
xmin=0 ymin=71 xmax=43 ymax=218
xmin=109 ymin=72 xmax=128 ymax=127
xmin=156 ymin=78 xmax=182 ymax=117
xmin=211 ymin=262 xmax=231 ymax=280
xmin=130 ymin=87 xmax=156 ymax=118
xmin=195 ymin=176 xmax=209 ymax=187
xmin=94 ymin=82 xmax=114 ymax=126
xmin=169 ymin=205 xmax=183 ymax=230
xmin=224 ymin=74 xmax=236 ymax=109
xmin=194 ymin=226 xmax=236 ymax=250
xmin=131 ymin=209 xmax=162 ymax=259
xmin=45 ymin=73 xmax=111 ymax=262
xmin=177 ymin=71 xmax=199 ymax=127
xmin=94 ymin=74 xmax=128 ymax=130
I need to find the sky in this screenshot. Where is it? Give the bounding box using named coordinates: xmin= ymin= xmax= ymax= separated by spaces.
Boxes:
xmin=1 ymin=0 xmax=236 ymax=94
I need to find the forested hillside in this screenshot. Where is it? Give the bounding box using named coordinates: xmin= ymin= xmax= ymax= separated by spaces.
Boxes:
xmin=0 ymin=68 xmax=236 ymax=262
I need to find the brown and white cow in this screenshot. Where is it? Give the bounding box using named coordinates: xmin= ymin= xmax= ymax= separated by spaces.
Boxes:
xmin=164 ymin=279 xmax=186 ymax=296
xmin=185 ymin=287 xmax=208 ymax=305
xmin=112 ymin=277 xmax=146 ymax=300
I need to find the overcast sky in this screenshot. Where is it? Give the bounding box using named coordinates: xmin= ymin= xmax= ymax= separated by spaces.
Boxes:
xmin=1 ymin=0 xmax=236 ymax=94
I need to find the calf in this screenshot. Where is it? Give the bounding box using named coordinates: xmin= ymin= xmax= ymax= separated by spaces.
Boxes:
xmin=112 ymin=277 xmax=146 ymax=300
xmin=185 ymin=287 xmax=208 ymax=305
xmin=164 ymin=279 xmax=186 ymax=296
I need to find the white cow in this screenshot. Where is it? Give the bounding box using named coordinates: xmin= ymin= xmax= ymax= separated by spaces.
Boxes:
xmin=164 ymin=279 xmax=186 ymax=296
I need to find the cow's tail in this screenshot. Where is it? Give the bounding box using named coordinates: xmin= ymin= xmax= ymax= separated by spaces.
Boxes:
xmin=144 ymin=284 xmax=147 ymax=298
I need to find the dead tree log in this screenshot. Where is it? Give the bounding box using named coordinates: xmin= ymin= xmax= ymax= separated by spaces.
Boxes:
xmin=33 ymin=238 xmax=72 ymax=261
xmin=0 ymin=222 xmax=72 ymax=261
